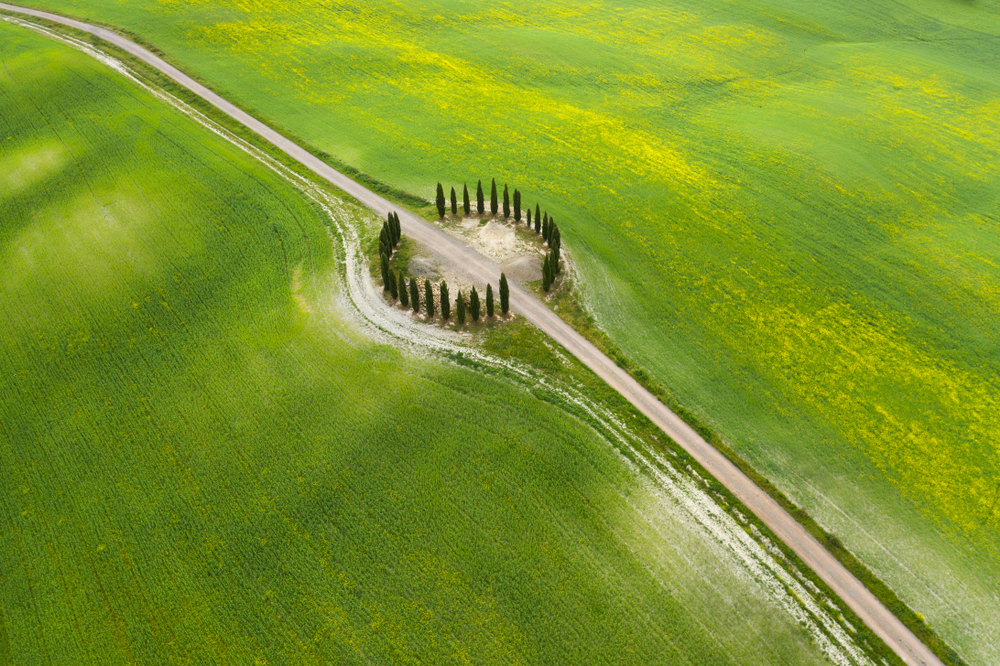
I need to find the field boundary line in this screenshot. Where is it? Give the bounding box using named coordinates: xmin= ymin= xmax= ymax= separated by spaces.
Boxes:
xmin=0 ymin=5 xmax=946 ymax=665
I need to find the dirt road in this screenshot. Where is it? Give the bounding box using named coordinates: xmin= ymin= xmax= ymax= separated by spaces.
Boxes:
xmin=0 ymin=5 xmax=945 ymax=665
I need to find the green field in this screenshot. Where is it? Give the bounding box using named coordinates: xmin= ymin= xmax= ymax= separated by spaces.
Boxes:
xmin=0 ymin=21 xmax=864 ymax=665
xmin=17 ymin=0 xmax=997 ymax=659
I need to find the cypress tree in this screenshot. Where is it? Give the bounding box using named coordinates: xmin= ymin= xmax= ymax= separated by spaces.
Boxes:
xmin=380 ymin=224 xmax=389 ymax=250
xmin=527 ymin=209 xmax=532 ymax=227
xmin=499 ymin=273 xmax=509 ymax=314
xmin=542 ymin=254 xmax=551 ymax=291
xmin=486 ymin=283 xmax=494 ymax=318
xmin=380 ymin=254 xmax=391 ymax=290
xmin=463 ymin=184 xmax=471 ymax=215
xmin=425 ymin=279 xmax=435 ymax=318
xmin=386 ymin=213 xmax=394 ymax=244
xmin=476 ymin=180 xmax=484 ymax=214
xmin=450 ymin=187 xmax=458 ymax=215
xmin=436 ymin=182 xmax=446 ymax=218
xmin=534 ymin=205 xmax=541 ymax=233
xmin=394 ymin=212 xmax=401 ymax=244
xmin=542 ymin=214 xmax=549 ymax=241
xmin=490 ymin=178 xmax=498 ymax=216
xmin=398 ymin=272 xmax=408 ymax=307
xmin=457 ymin=290 xmax=465 ymax=324
xmin=409 ymin=277 xmax=420 ymax=313
xmin=547 ymin=217 xmax=555 ymax=243
xmin=553 ymin=227 xmax=561 ymax=272
xmin=470 ymin=286 xmax=480 ymax=321
xmin=503 ymin=184 xmax=510 ymax=219
xmin=514 ymin=190 xmax=521 ymax=222
xmin=440 ymin=281 xmax=450 ymax=320
xmin=388 ymin=268 xmax=398 ymax=300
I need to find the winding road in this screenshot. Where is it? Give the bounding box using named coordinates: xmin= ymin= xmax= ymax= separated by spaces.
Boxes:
xmin=0 ymin=5 xmax=945 ymax=665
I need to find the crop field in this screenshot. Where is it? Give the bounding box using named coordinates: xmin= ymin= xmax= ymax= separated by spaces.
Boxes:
xmin=17 ymin=0 xmax=997 ymax=659
xmin=0 ymin=21 xmax=871 ymax=665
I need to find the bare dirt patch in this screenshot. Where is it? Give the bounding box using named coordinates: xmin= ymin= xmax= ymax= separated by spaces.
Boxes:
xmin=502 ymin=255 xmax=542 ymax=282
xmin=440 ymin=215 xmax=538 ymax=265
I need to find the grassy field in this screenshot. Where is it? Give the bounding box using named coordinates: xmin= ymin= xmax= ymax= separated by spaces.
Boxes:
xmin=16 ymin=0 xmax=997 ymax=660
xmin=0 ymin=22 xmax=862 ymax=665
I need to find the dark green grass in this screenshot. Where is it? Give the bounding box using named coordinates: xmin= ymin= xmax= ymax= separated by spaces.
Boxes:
xmin=0 ymin=24 xmax=841 ymax=665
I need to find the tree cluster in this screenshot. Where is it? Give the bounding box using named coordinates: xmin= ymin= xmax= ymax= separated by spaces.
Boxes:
xmin=419 ymin=176 xmax=576 ymax=302
xmin=436 ymin=179 xmax=530 ymax=240
xmin=525 ymin=205 xmax=561 ymax=291
xmin=380 ymin=272 xmax=511 ymax=326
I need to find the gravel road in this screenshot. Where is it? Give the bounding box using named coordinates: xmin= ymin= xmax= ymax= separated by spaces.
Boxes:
xmin=0 ymin=5 xmax=945 ymax=665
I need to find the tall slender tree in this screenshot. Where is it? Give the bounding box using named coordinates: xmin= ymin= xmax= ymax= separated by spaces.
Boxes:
xmin=440 ymin=281 xmax=450 ymax=320
xmin=527 ymin=209 xmax=532 ymax=227
xmin=463 ymin=184 xmax=471 ymax=215
xmin=380 ymin=254 xmax=391 ymax=290
xmin=542 ymin=254 xmax=551 ymax=291
xmin=457 ymin=290 xmax=466 ymax=324
xmin=514 ymin=190 xmax=522 ymax=222
xmin=503 ymin=184 xmax=510 ymax=219
xmin=499 ymin=273 xmax=509 ymax=314
xmin=450 ymin=187 xmax=458 ymax=215
xmin=476 ymin=180 xmax=485 ymax=215
xmin=409 ymin=277 xmax=420 ymax=313
xmin=534 ymin=204 xmax=541 ymax=233
xmin=393 ymin=212 xmax=401 ymax=244
xmin=547 ymin=216 xmax=555 ymax=243
xmin=389 ymin=268 xmax=399 ymax=300
xmin=542 ymin=214 xmax=549 ymax=242
xmin=425 ymin=279 xmax=435 ymax=318
xmin=436 ymin=182 xmax=446 ymax=218
xmin=490 ymin=178 xmax=498 ymax=216
xmin=380 ymin=225 xmax=390 ymax=257
xmin=486 ymin=283 xmax=494 ymax=317
xmin=398 ymin=272 xmax=409 ymax=307
xmin=470 ymin=286 xmax=480 ymax=321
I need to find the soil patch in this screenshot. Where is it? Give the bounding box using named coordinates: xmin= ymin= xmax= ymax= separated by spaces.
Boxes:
xmin=502 ymin=255 xmax=542 ymax=282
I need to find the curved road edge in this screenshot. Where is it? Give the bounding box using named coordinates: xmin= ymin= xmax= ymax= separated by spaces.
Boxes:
xmin=0 ymin=5 xmax=943 ymax=665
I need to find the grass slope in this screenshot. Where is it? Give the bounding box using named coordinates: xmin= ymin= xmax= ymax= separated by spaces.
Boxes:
xmin=16 ymin=0 xmax=997 ymax=659
xmin=0 ymin=23 xmax=841 ymax=665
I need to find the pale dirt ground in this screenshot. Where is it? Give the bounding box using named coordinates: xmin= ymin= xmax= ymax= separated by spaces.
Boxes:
xmin=399 ymin=214 xmax=549 ymax=313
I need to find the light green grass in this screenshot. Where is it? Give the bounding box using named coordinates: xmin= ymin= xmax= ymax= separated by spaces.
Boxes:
xmin=17 ymin=0 xmax=997 ymax=659
xmin=0 ymin=22 xmax=847 ymax=665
